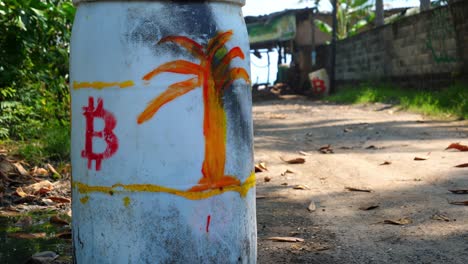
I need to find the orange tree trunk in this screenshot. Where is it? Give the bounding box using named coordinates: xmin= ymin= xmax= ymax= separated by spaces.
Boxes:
xmin=189 ymin=74 xmax=241 ymax=192
xmin=201 ymin=78 xmax=226 ymax=184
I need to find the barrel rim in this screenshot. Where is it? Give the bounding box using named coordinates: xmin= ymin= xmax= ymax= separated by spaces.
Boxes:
xmin=73 ymin=0 xmax=246 ymax=6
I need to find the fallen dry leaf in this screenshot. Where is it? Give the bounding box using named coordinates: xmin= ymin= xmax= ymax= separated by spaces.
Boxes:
xmin=308 ymin=201 xmax=316 ymax=212
xmin=8 ymin=232 xmax=46 ymax=239
xmin=30 ymin=251 xmax=59 ymax=263
xmin=56 ymin=231 xmax=72 ymax=239
xmin=281 ymin=157 xmax=306 ymax=164
xmin=23 ymin=180 xmax=53 ymax=195
xmin=41 ymin=198 xmax=55 ymax=206
xmin=46 ymin=163 xmax=61 ymax=178
xmin=455 ymin=163 xmax=468 ymax=168
xmin=445 ymin=143 xmax=468 ymax=152
xmin=281 ymin=169 xmax=294 ymax=176
xmin=359 ymin=204 xmax=380 ymax=211
xmin=255 ymin=162 xmax=268 ymax=172
xmin=13 ymin=162 xmax=30 ymax=176
xmin=31 ymin=167 xmax=49 ymax=177
xmin=414 ymin=157 xmax=428 ymax=161
xmin=449 ymin=201 xmax=468 ymax=206
xmin=314 ymin=245 xmax=332 ymax=251
xmin=50 ymin=215 xmax=69 ymax=225
xmin=383 ymin=218 xmax=412 ymax=225
xmin=431 ymin=213 xmax=450 ymax=222
xmin=269 ymin=114 xmax=287 ymax=120
xmin=319 ymin=144 xmax=331 ymax=151
xmin=0 ymin=209 xmax=22 ymax=217
xmin=345 ymin=187 xmax=372 ymax=193
xmin=264 ymin=176 xmax=272 ymax=182
xmin=298 ymin=151 xmax=313 ymax=156
xmin=449 ymin=189 xmax=468 ymax=194
xmin=318 ymin=145 xmax=334 ymax=154
xmin=15 ymin=187 xmax=28 ymax=198
xmin=343 ymin=128 xmax=353 ymax=133
xmin=379 ymin=161 xmax=391 ymax=166
xmin=267 ymin=237 xmax=304 ymax=242
xmin=293 ymin=185 xmax=310 ymax=190
xmin=48 ymin=196 xmax=71 ymax=203
xmin=281 ymin=182 xmax=288 ymax=186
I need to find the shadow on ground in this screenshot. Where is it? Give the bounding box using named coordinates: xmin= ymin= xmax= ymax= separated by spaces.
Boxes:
xmin=256 ymin=171 xmax=468 ymax=264
xmin=254 ymin=97 xmax=468 ymax=264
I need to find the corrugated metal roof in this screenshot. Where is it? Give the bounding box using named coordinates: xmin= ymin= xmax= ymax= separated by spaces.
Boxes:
xmin=73 ymin=0 xmax=245 ymax=6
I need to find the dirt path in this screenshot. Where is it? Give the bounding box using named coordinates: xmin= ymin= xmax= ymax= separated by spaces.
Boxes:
xmin=254 ymin=96 xmax=468 ymax=264
xmin=1 ymin=96 xmax=467 ymax=263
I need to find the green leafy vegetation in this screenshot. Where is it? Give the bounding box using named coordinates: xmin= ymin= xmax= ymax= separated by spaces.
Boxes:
xmin=303 ymin=0 xmax=375 ymax=40
xmin=0 ymin=0 xmax=75 ymax=163
xmin=326 ymin=83 xmax=468 ymax=120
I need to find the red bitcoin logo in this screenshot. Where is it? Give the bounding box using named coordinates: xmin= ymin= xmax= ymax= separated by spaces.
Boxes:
xmin=81 ymin=97 xmax=119 ymax=171
xmin=312 ymin=77 xmax=326 ymax=94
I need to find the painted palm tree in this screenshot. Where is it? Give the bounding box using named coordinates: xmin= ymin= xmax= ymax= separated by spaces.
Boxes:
xmin=138 ymin=30 xmax=250 ymax=192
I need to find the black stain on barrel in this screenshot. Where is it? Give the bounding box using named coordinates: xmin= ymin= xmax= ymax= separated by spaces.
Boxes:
xmin=139 ymin=205 xmax=237 ymax=263
xmin=126 ymin=2 xmax=217 ymax=57
xmin=224 ymin=84 xmax=254 ymax=172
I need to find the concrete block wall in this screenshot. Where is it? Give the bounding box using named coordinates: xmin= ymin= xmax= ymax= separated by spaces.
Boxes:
xmin=330 ymin=1 xmax=467 ymax=89
xmin=451 ymin=2 xmax=468 ymax=76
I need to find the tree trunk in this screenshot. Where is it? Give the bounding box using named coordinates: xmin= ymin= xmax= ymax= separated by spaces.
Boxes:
xmin=420 ymin=0 xmax=431 ymax=11
xmin=376 ymin=0 xmax=384 ymax=26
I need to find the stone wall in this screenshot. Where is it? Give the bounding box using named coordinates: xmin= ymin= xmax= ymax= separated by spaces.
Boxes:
xmin=324 ymin=1 xmax=467 ymax=89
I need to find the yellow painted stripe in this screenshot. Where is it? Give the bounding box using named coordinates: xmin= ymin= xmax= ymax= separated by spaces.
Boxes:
xmin=73 ymin=172 xmax=256 ymax=201
xmin=73 ymin=80 xmax=135 ymax=90
xmin=80 ymin=196 xmax=90 ymax=204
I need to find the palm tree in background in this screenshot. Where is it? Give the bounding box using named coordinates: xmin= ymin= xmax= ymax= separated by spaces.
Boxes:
xmin=301 ymin=0 xmax=375 ymax=39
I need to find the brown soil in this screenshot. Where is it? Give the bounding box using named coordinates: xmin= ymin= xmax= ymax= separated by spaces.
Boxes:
xmin=254 ymin=96 xmax=468 ymax=264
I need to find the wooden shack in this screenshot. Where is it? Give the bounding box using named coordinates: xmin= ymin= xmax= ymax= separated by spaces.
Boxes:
xmin=245 ymin=8 xmax=332 ymax=91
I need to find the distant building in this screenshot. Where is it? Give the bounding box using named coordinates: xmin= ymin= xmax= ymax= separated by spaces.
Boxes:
xmin=245 ymin=7 xmax=418 ymax=90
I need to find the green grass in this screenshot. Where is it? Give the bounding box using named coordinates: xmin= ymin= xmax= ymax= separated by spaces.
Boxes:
xmin=326 ymin=83 xmax=468 ymax=120
xmin=1 ymin=122 xmax=71 ymax=166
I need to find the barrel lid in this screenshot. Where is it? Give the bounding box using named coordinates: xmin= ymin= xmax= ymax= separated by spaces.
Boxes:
xmin=73 ymin=0 xmax=245 ymax=6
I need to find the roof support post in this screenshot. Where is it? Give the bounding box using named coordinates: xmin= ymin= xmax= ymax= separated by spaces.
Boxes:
xmin=330 ymin=0 xmax=338 ymax=93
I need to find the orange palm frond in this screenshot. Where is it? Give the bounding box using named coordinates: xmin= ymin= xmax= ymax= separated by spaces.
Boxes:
xmin=207 ymin=30 xmax=233 ymax=58
xmin=138 ymin=77 xmax=201 ymax=124
xmin=158 ymin=36 xmax=206 ymax=60
xmin=143 ymin=60 xmax=204 ymax=81
xmin=220 ymin=68 xmax=250 ymax=91
xmin=214 ymin=47 xmax=245 ymax=77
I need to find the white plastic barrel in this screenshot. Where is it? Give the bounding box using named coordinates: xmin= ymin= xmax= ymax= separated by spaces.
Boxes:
xmin=309 ymin=68 xmax=330 ymax=96
xmin=70 ymin=1 xmax=256 ymax=263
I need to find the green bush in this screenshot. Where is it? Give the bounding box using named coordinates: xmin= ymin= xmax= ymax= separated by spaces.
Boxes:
xmin=0 ymin=0 xmax=75 ymax=140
